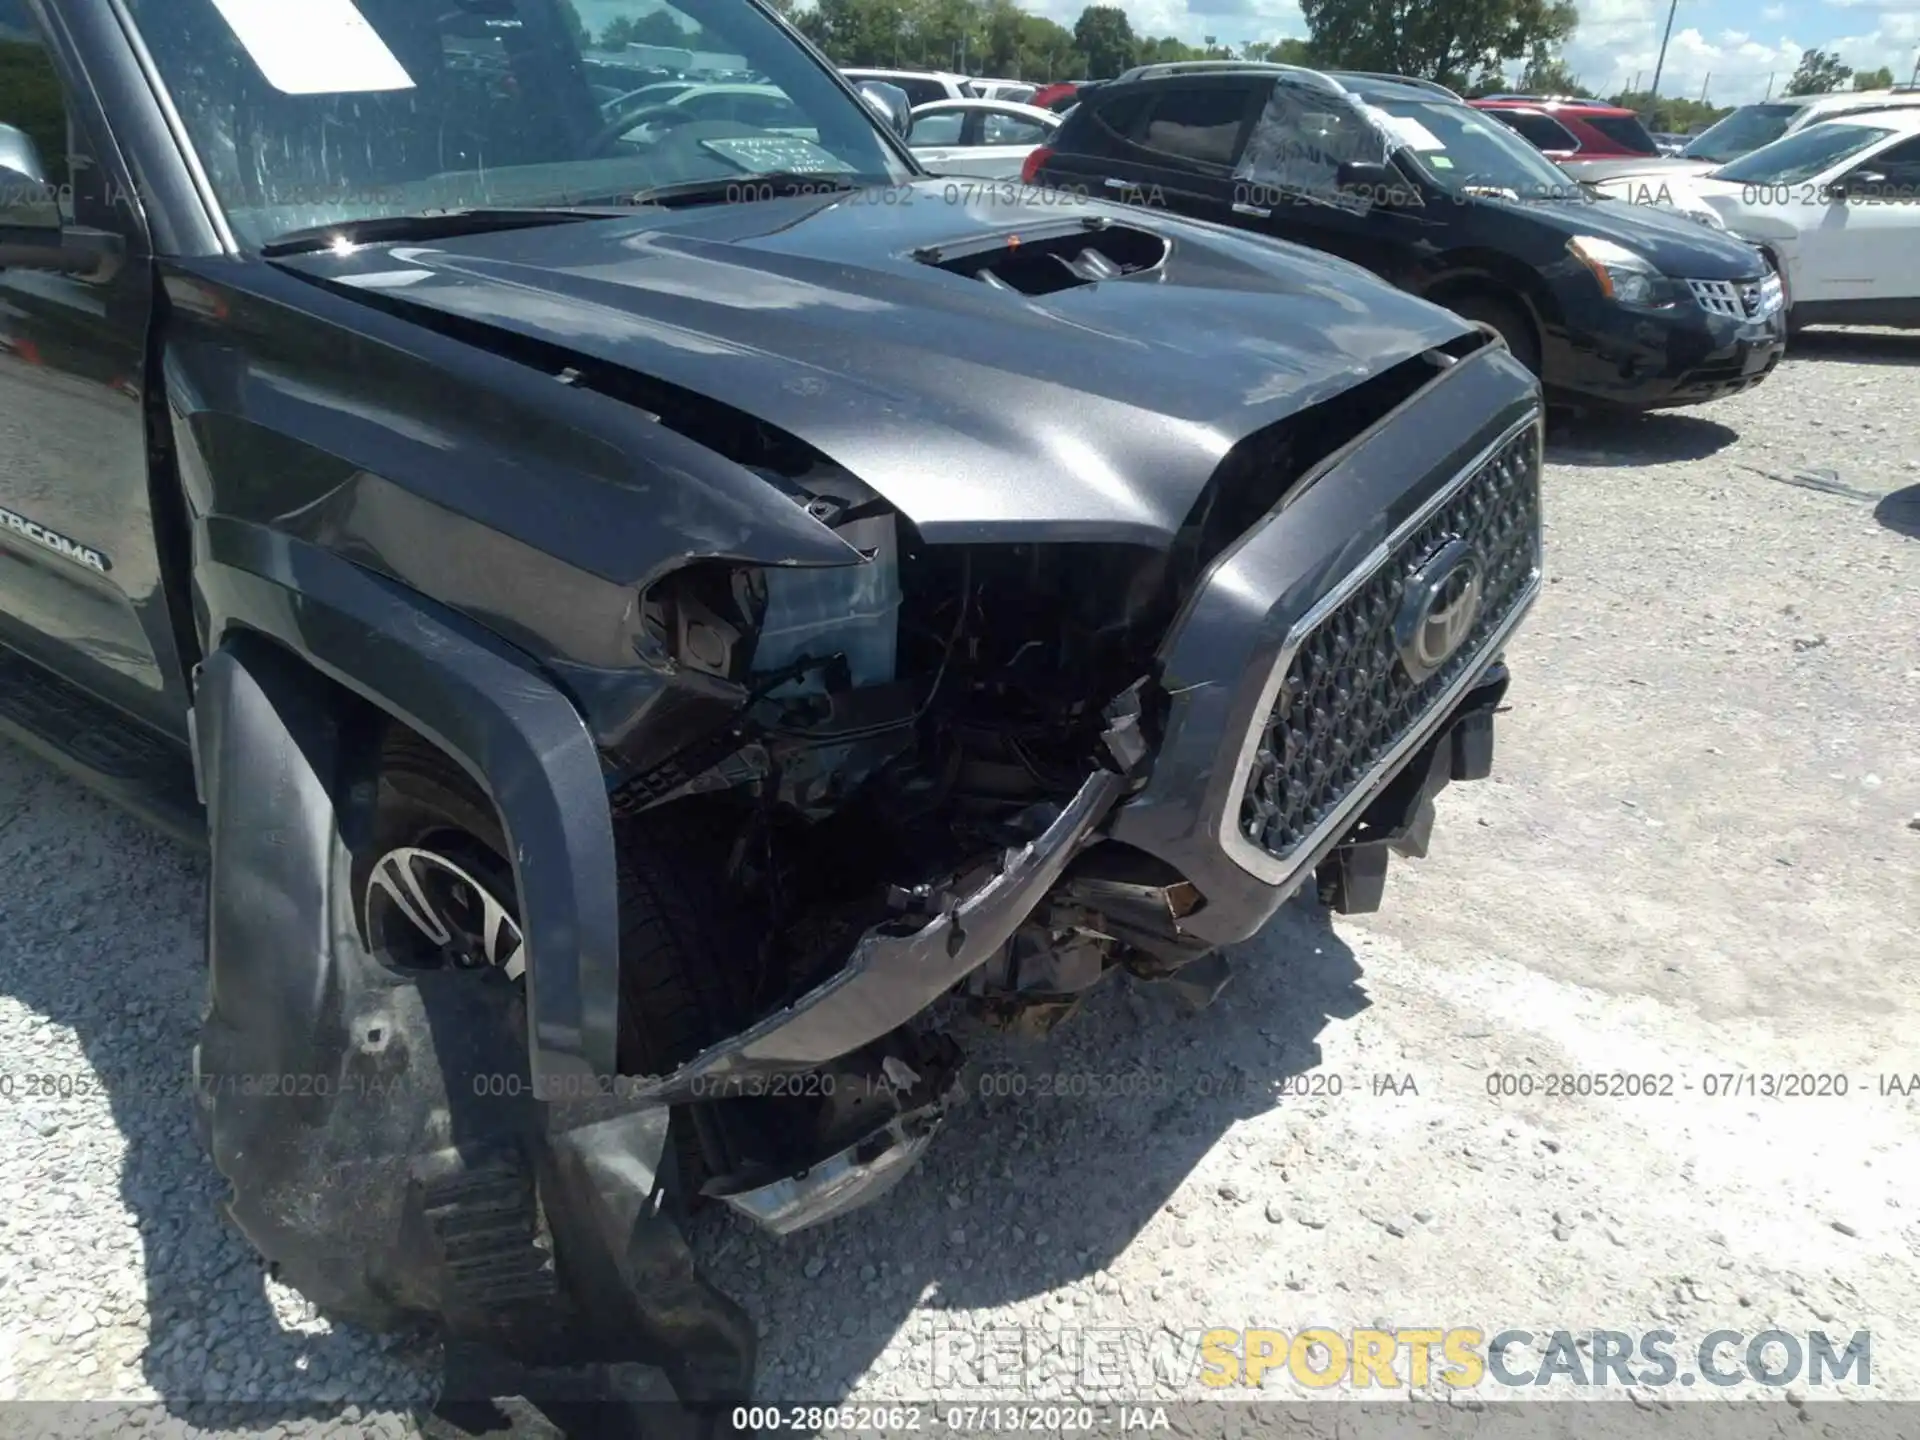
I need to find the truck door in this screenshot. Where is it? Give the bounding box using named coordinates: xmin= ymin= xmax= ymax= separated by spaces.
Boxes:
xmin=0 ymin=13 xmax=192 ymax=739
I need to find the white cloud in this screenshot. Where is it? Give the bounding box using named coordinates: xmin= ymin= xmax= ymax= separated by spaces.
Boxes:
xmin=1027 ymin=0 xmax=1303 ymax=41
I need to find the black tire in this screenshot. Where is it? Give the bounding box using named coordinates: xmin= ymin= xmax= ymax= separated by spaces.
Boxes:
xmin=1443 ymin=291 xmax=1542 ymax=377
xmin=201 ymin=720 xmax=537 ymax=1337
xmin=367 ymin=731 xmax=753 ymax=1197
xmin=612 ymin=806 xmax=759 ymax=1195
xmin=351 ymin=727 xmax=516 ymax=944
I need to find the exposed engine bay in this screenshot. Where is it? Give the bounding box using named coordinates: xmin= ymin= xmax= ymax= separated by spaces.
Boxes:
xmin=583 ymin=337 xmax=1506 ymax=1230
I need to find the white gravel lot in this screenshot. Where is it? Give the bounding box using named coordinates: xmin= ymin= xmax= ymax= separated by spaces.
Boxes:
xmin=0 ymin=329 xmax=1915 ymax=1432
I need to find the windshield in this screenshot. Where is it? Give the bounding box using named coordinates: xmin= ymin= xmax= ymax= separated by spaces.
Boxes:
xmin=1681 ymin=103 xmax=1800 ymax=162
xmin=1583 ymin=113 xmax=1659 ymax=154
xmin=1708 ymin=121 xmax=1897 ymax=185
xmin=1362 ymin=97 xmax=1583 ymax=198
xmin=124 ymin=0 xmax=912 ymax=249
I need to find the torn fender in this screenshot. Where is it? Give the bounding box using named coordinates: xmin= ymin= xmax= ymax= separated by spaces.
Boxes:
xmin=195 ymin=515 xmax=621 ymax=1086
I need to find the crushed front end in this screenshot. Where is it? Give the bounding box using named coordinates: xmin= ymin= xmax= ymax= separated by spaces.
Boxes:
xmin=599 ymin=330 xmax=1544 ymax=1234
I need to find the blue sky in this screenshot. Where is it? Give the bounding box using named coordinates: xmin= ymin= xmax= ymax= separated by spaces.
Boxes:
xmin=1027 ymin=0 xmax=1919 ymax=104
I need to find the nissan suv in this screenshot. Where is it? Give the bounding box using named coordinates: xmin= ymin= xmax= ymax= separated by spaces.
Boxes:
xmin=1030 ymin=67 xmax=1787 ymax=410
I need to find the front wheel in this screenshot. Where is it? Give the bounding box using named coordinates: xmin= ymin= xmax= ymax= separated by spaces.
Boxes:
xmin=1443 ymin=292 xmax=1542 ymax=377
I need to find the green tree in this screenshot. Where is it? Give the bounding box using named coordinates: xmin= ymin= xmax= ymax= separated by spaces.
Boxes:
xmin=1785 ymin=48 xmax=1852 ymax=96
xmin=1298 ymin=0 xmax=1576 ymax=90
xmin=1136 ymin=34 xmax=1201 ymax=64
xmin=1518 ymin=48 xmax=1589 ymax=95
xmin=798 ymin=0 xmax=916 ymax=64
xmin=1072 ymin=5 xmax=1137 ymax=78
xmin=1242 ymin=38 xmax=1313 ymax=63
xmin=602 ymin=12 xmax=695 ymax=48
xmin=1016 ymin=14 xmax=1083 ymax=78
xmin=1853 ymin=66 xmax=1895 ymax=90
xmin=558 ymin=0 xmax=591 ymax=51
xmin=1607 ymin=89 xmax=1731 ymax=132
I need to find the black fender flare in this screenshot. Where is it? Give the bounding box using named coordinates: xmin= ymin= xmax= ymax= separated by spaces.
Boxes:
xmin=191 ymin=519 xmax=758 ymax=1398
xmin=194 ymin=514 xmax=621 ymax=1087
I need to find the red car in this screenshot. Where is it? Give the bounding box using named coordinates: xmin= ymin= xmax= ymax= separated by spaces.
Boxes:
xmin=1469 ymin=97 xmax=1661 ymax=167
xmin=1028 ymin=81 xmax=1083 ymax=113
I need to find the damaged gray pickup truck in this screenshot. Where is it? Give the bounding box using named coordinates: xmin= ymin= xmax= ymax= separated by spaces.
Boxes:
xmin=0 ymin=0 xmax=1541 ymax=1415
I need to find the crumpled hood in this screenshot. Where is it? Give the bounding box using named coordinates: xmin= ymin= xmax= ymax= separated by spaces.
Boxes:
xmin=273 ymin=182 xmax=1477 ymax=546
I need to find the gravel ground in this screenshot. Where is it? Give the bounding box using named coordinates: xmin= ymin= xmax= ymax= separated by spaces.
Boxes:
xmin=0 ymin=329 xmax=1915 ymax=1431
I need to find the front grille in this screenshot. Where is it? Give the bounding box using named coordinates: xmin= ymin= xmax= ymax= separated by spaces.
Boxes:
xmin=1238 ymin=420 xmax=1541 ymax=862
xmin=1687 ymin=273 xmax=1782 ymax=320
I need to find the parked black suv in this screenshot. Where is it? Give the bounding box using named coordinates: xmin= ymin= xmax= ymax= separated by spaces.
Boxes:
xmin=1 ymin=0 xmax=1540 ymax=1416
xmin=1031 ymin=69 xmax=1788 ymax=410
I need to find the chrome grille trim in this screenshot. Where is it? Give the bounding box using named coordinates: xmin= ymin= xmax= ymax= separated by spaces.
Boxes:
xmin=1216 ymin=410 xmax=1544 ymax=887
xmin=1687 ymin=274 xmax=1783 ymax=320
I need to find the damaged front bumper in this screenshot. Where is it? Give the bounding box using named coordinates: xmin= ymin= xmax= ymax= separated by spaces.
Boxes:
xmin=622 ymin=693 xmax=1146 ymax=1108
xmin=612 ymin=351 xmax=1543 ymax=1238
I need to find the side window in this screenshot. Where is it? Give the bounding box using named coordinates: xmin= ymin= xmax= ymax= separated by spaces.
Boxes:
xmin=735 ymin=94 xmax=803 ymax=129
xmin=981 ymin=112 xmax=1048 ymax=146
xmin=899 ymin=79 xmax=950 ymax=109
xmin=1488 ymin=110 xmax=1577 ymax=152
xmin=1128 ymin=86 xmax=1253 ymax=167
xmin=1852 ymin=136 xmax=1920 ymax=194
xmin=911 ymin=110 xmax=965 ymax=146
xmin=1088 ymin=92 xmax=1151 ymax=142
xmin=0 ymin=13 xmax=72 ymax=197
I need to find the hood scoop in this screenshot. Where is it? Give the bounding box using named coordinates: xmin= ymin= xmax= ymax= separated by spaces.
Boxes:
xmin=910 ymin=217 xmax=1169 ymax=297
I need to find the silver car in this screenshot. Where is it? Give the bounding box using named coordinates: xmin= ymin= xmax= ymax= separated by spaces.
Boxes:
xmin=908 ymin=98 xmax=1061 ymax=179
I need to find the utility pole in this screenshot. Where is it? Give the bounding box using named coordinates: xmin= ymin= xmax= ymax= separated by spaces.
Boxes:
xmin=1648 ymin=0 xmax=1679 ymax=102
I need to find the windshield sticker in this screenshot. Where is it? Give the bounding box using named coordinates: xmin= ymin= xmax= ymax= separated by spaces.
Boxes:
xmin=699 ymin=135 xmax=851 ymax=174
xmin=206 ymin=0 xmax=415 ymax=96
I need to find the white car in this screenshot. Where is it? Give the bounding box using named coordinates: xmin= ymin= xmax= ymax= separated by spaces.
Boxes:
xmin=840 ymin=67 xmax=972 ymax=108
xmin=970 ymin=79 xmax=1038 ymax=104
xmin=1573 ymin=88 xmax=1920 ymax=183
xmin=1595 ymin=109 xmax=1920 ymax=331
xmin=907 ymin=99 xmax=1061 ymax=179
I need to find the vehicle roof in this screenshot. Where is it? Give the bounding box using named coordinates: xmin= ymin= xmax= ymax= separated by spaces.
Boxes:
xmin=1797 ymin=90 xmax=1920 ymax=117
xmin=1470 ymin=96 xmax=1638 ymax=117
xmin=1333 ymin=74 xmax=1469 ymax=105
xmin=1113 ymin=60 xmax=1297 ymax=81
xmin=1798 ymin=106 xmax=1920 ymax=134
xmin=1319 ymin=71 xmax=1463 ymax=99
xmin=1099 ymin=63 xmax=1351 ymax=98
xmin=670 ymin=83 xmax=785 ymax=99
xmin=1096 ymin=64 xmax=1474 ymax=109
xmin=908 ymin=98 xmax=1060 ymax=122
xmin=1475 ymin=92 xmax=1610 ymax=106
xmin=841 ymin=66 xmax=968 ymax=83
